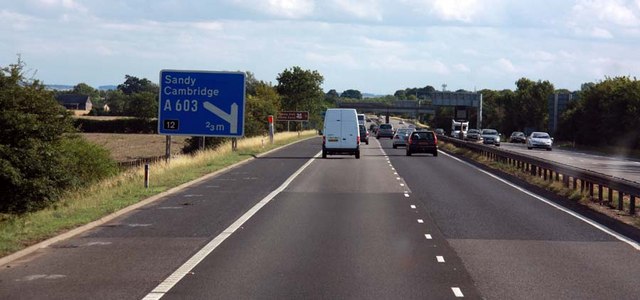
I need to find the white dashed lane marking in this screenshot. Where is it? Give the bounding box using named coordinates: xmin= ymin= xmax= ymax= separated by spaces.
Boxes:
xmin=452 ymin=287 xmax=464 ymax=297
xmin=410 ymin=205 xmax=416 ymax=209
xmin=436 ymin=256 xmax=445 ymax=263
xmin=425 ymin=234 xmax=432 ymax=240
xmin=417 ymin=219 xmax=424 ymax=224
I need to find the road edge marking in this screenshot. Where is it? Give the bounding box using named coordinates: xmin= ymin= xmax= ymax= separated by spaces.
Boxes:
xmin=142 ymin=151 xmax=321 ymax=299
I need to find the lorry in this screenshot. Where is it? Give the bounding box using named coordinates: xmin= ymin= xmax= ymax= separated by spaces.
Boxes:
xmin=451 ymin=119 xmax=469 ymax=139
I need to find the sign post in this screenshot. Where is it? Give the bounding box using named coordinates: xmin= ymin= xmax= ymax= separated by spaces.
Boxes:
xmin=268 ymin=115 xmax=274 ymax=144
xmin=158 ymin=70 xmax=245 ymax=138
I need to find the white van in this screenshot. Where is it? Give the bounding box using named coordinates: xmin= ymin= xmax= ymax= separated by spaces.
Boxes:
xmin=323 ymin=108 xmax=360 ymax=159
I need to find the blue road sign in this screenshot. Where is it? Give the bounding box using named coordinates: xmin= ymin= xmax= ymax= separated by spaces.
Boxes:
xmin=158 ymin=70 xmax=245 ymax=137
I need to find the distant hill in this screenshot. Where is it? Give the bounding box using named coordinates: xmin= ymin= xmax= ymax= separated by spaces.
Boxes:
xmin=46 ymin=84 xmax=73 ymax=91
xmin=363 ymin=93 xmax=385 ymax=98
xmin=98 ymin=85 xmax=117 ymax=91
xmin=45 ymin=84 xmax=117 ymax=91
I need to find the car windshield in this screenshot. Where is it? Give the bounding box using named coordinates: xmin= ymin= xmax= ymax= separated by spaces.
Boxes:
xmin=469 ymin=129 xmax=480 ymax=133
xmin=380 ymin=124 xmax=392 ymax=129
xmin=482 ymin=130 xmax=498 ymax=135
xmin=412 ymin=132 xmax=434 ymax=140
xmin=512 ymin=132 xmax=524 ymax=136
xmin=533 ymin=133 xmax=550 ymax=138
xmin=397 ymin=129 xmax=412 ymax=135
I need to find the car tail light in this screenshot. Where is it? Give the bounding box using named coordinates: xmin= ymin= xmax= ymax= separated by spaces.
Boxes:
xmin=434 ymin=134 xmax=438 ymax=144
xmin=357 ymin=136 xmax=360 ymax=144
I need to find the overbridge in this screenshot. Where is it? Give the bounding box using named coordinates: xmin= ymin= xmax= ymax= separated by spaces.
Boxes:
xmin=336 ymin=92 xmax=483 ymax=128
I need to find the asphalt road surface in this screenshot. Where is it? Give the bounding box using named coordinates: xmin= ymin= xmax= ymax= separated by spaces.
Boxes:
xmin=1 ymin=133 xmax=640 ymax=299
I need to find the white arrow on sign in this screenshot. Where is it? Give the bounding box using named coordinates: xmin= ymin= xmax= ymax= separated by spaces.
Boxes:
xmin=203 ymin=101 xmax=238 ymax=134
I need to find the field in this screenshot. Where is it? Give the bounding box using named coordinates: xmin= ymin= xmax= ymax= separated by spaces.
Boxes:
xmin=81 ymin=133 xmax=189 ymax=162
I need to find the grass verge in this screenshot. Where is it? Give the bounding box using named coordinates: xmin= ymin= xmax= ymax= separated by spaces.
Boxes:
xmin=0 ymin=131 xmax=317 ymax=258
xmin=438 ymin=142 xmax=640 ymax=229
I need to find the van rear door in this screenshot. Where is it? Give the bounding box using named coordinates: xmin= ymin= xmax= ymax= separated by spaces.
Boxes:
xmin=340 ymin=109 xmax=358 ymax=149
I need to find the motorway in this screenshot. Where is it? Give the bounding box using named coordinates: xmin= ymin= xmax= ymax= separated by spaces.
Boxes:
xmin=499 ymin=142 xmax=640 ymax=184
xmin=1 ymin=130 xmax=640 ymax=299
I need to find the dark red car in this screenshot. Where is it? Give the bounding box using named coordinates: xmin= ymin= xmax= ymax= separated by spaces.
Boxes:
xmin=406 ymin=130 xmax=438 ymax=156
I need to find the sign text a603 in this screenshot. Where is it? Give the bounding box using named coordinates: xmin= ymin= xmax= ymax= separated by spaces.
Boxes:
xmin=163 ymin=99 xmax=199 ymax=112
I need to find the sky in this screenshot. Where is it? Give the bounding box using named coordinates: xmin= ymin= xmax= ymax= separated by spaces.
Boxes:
xmin=1 ymin=0 xmax=640 ymax=95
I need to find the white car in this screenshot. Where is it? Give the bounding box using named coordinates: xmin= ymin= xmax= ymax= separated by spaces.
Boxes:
xmin=526 ymin=132 xmax=553 ymax=151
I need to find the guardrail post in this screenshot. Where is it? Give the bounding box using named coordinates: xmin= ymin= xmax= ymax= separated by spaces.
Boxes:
xmin=598 ymin=185 xmax=603 ymax=202
xmin=573 ymin=177 xmax=577 ymax=190
xmin=589 ymin=182 xmax=594 ymax=198
xmin=630 ymin=196 xmax=636 ymax=215
xmin=618 ymin=191 xmax=624 ymax=210
xmin=608 ymin=189 xmax=613 ymax=204
xmin=543 ymin=169 xmax=548 ymax=180
xmin=530 ymin=165 xmax=536 ymax=176
xmin=563 ymin=174 xmax=569 ymax=187
xmin=581 ymin=179 xmax=585 ymax=192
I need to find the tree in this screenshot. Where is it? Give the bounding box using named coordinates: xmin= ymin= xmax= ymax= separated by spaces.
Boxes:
xmin=125 ymin=91 xmax=158 ymax=119
xmin=117 ymin=75 xmax=158 ymax=95
xmin=340 ymin=89 xmax=362 ymax=99
xmin=0 ymin=59 xmax=116 ymax=213
xmin=276 ymin=66 xmax=325 ymax=127
xmin=245 ymin=81 xmax=281 ymax=136
xmin=501 ymin=78 xmax=554 ymax=134
xmin=325 ymin=89 xmax=339 ymax=103
xmin=104 ymin=89 xmax=128 ymax=115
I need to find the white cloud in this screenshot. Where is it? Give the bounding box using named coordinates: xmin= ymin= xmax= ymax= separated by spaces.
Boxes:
xmin=496 ymin=58 xmax=516 ymax=73
xmin=0 ymin=10 xmax=38 ymax=30
xmin=431 ymin=0 xmax=480 ymax=22
xmin=232 ymin=0 xmax=315 ymax=18
xmin=591 ymin=27 xmax=614 ymax=38
xmin=31 ymin=0 xmax=87 ymax=12
xmin=331 ymin=0 xmax=383 ymax=21
xmin=571 ymin=0 xmax=640 ymax=27
xmin=306 ymin=52 xmax=359 ymax=68
xmin=454 ymin=63 xmax=471 ymax=73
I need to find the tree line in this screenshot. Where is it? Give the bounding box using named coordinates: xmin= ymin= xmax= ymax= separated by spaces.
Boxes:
xmin=338 ymin=76 xmax=638 ymax=150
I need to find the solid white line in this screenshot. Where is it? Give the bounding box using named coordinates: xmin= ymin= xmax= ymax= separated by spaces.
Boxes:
xmin=142 ymin=151 xmax=322 ymax=300
xmin=410 ymin=205 xmax=416 ymax=209
xmin=417 ymin=219 xmax=424 ymax=224
xmin=425 ymin=234 xmax=433 ymax=240
xmin=452 ymin=287 xmax=464 ymax=297
xmin=436 ymin=256 xmax=445 ymax=263
xmin=440 ymin=151 xmax=640 ymax=251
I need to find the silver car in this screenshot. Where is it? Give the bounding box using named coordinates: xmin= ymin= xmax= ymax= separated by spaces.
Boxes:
xmin=527 ymin=132 xmax=553 ymax=151
xmin=481 ymin=129 xmax=501 ymax=146
xmin=466 ymin=129 xmax=483 ymax=142
xmin=392 ymin=128 xmax=414 ymax=148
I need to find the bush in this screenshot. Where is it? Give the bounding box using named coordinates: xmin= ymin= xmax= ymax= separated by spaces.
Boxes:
xmin=0 ymin=59 xmax=118 ymax=214
xmin=182 ymin=136 xmax=228 ymax=154
xmin=56 ymin=135 xmax=118 ymax=188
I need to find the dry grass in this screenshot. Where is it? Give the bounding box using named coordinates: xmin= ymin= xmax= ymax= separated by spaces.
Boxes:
xmin=81 ymin=133 xmax=189 ymax=162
